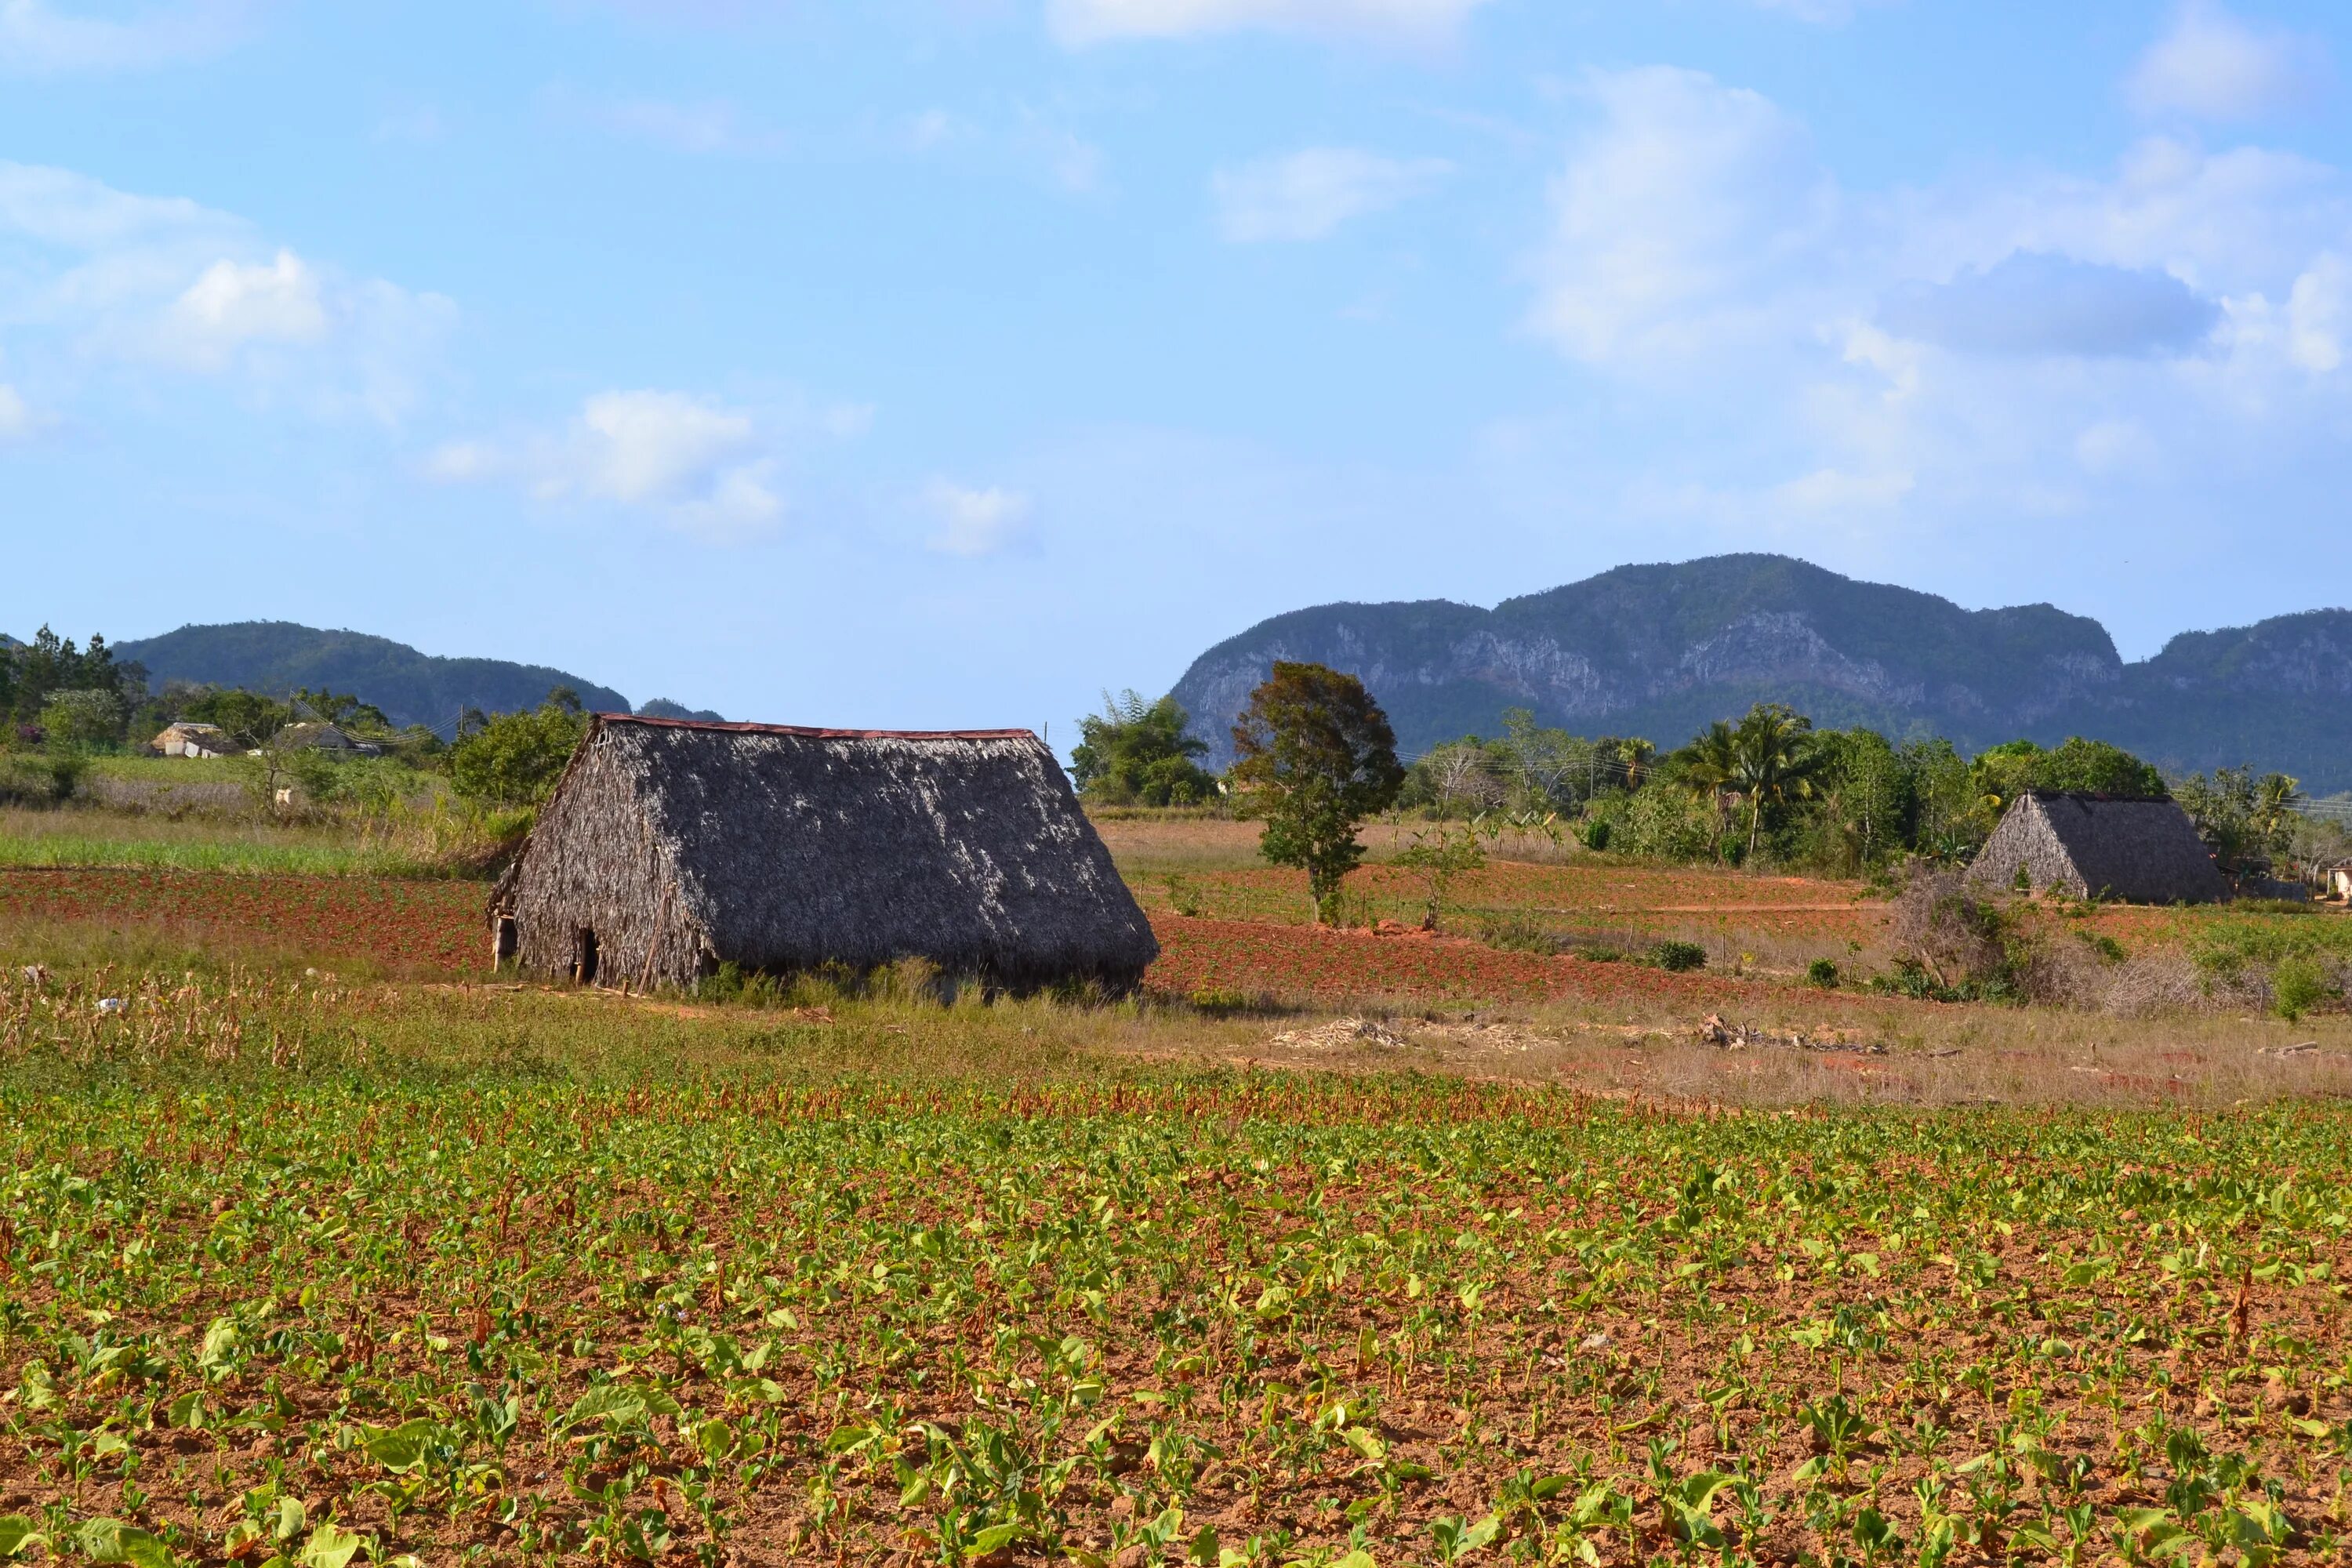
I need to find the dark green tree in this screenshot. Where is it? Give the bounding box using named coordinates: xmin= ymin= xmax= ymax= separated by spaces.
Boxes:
xmin=179 ymin=688 xmax=296 ymax=747
xmin=1807 ymin=728 xmax=1911 ymax=873
xmin=2026 ymin=736 xmax=2168 ymax=799
xmin=1729 ymin=702 xmax=1824 ymax=861
xmin=1669 ymin=720 xmax=1743 ymax=853
xmin=2176 ymin=765 xmax=2301 ymax=883
xmin=1070 ymin=691 xmax=1217 ymax=807
xmin=1229 ymin=662 xmax=1404 ymax=924
xmin=448 ymin=691 xmax=590 ymax=809
xmin=2 ymin=627 xmax=143 ymax=733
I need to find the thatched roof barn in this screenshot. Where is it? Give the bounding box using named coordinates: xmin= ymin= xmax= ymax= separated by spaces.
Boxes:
xmin=1968 ymin=791 xmax=2228 ymax=904
xmin=488 ymin=715 xmax=1157 ymax=992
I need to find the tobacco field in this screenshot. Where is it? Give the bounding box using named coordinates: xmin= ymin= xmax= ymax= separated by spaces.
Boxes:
xmin=0 ymin=968 xmax=2346 ymax=1568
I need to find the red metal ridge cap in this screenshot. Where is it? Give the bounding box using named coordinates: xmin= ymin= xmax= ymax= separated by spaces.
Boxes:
xmin=593 ymin=713 xmax=1040 ymax=742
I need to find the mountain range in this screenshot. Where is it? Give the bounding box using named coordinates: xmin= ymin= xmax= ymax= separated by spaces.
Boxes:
xmin=107 ymin=622 xmax=720 ymax=731
xmin=1168 ymin=555 xmax=2352 ymax=791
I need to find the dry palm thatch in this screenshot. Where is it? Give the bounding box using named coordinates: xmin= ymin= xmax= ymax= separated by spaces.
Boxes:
xmin=1967 ymin=790 xmax=2228 ymax=905
xmin=489 ymin=716 xmax=1157 ymax=992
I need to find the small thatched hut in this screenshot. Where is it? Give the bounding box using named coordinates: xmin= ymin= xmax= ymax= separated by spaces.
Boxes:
xmin=1967 ymin=791 xmax=2228 ymax=904
xmin=488 ymin=715 xmax=1157 ymax=992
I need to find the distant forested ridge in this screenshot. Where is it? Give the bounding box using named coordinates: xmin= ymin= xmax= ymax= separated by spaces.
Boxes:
xmin=115 ymin=622 xmax=636 ymax=730
xmin=1170 ymin=555 xmax=2352 ymax=789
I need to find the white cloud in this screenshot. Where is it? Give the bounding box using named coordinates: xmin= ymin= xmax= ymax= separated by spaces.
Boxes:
xmin=1772 ymin=466 xmax=1912 ymax=513
xmin=163 ymin=250 xmax=330 ymax=366
xmin=1211 ymin=147 xmax=1451 ymax=242
xmin=576 ymin=390 xmax=757 ymax=506
xmin=1529 ymin=67 xmax=1835 ymax=366
xmin=427 ymin=390 xmax=855 ymax=543
xmin=421 ymin=439 xmax=502 ymax=484
xmin=1048 ymin=0 xmax=1492 ymax=45
xmin=2287 ymin=253 xmax=2348 ymax=372
xmin=2128 ymin=2 xmax=2321 ymax=122
xmin=0 ymin=162 xmax=453 ymax=420
xmin=1512 ymin=63 xmax=2352 ymax=556
xmin=0 ymin=0 xmax=249 ymax=74
xmin=1742 ymin=0 xmax=1869 ymax=23
xmin=0 ymin=383 xmax=31 ymax=437
xmin=924 ymin=481 xmax=1031 ymax=556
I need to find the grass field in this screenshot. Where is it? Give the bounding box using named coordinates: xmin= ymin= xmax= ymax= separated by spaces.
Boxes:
xmin=0 ymin=816 xmax=2349 ymax=1566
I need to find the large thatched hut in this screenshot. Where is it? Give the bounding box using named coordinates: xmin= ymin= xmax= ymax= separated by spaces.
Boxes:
xmin=488 ymin=715 xmax=1158 ymax=992
xmin=1967 ymin=791 xmax=2227 ymax=904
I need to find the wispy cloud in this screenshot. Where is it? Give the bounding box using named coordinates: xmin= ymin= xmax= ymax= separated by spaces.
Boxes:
xmin=0 ymin=0 xmax=252 ymax=74
xmin=427 ymin=390 xmax=870 ymax=544
xmin=2129 ymin=1 xmax=2325 ymax=122
xmin=0 ymin=161 xmax=454 ymax=421
xmin=1048 ymin=0 xmax=1494 ymax=46
xmin=924 ymin=481 xmax=1033 ymax=557
xmin=1211 ymin=147 xmax=1451 ymax=242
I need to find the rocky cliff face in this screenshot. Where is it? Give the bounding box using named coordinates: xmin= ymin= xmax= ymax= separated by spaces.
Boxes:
xmin=1169 ymin=556 xmax=2350 ymax=788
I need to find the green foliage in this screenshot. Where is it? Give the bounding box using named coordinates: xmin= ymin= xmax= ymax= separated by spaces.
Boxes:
xmin=36 ymin=688 xmax=127 ymax=750
xmin=1651 ymin=939 xmax=1707 ymax=972
xmin=2177 ymin=765 xmax=2303 ymax=883
xmin=1398 ymin=737 xmax=1508 ymax=816
xmin=1071 ymin=691 xmax=1217 ymax=808
xmin=1976 ymin=735 xmax=2167 ymax=805
xmin=173 ymin=688 xmax=294 ymax=746
xmin=1728 ymin=702 xmax=1824 ymax=859
xmin=2270 ymin=957 xmax=2335 ymax=1022
xmin=1499 ymin=709 xmax=1598 ymax=814
xmin=1903 ymin=738 xmax=1994 ymax=866
xmin=0 ymin=752 xmax=89 ymax=808
xmin=448 ymin=692 xmax=590 ymax=809
xmin=1476 ymin=909 xmax=1555 ymax=954
xmin=1805 ymin=728 xmax=1912 ymax=873
xmin=0 ymin=964 xmax=2346 ymax=1564
xmin=0 ymin=626 xmax=143 ymax=733
xmin=1390 ymin=818 xmax=1492 ymax=928
xmin=1806 ymin=956 xmax=1840 ymax=989
xmin=1666 ymin=703 xmax=1824 ymax=862
xmin=1229 ymin=662 xmax=1404 ymax=924
xmin=1588 ymin=783 xmax=1715 ymax=863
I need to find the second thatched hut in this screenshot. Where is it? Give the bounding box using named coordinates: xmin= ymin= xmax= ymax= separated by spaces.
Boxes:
xmin=488 ymin=715 xmax=1158 ymax=992
xmin=1967 ymin=790 xmax=2227 ymax=904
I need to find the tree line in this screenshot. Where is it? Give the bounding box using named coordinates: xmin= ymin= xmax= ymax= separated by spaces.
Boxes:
xmin=0 ymin=625 xmax=593 ymax=816
xmin=1074 ymin=666 xmax=2328 ymax=920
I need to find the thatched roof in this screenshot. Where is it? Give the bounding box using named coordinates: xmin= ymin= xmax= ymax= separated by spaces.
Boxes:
xmin=495 ymin=714 xmax=1157 ymax=990
xmin=1968 ymin=790 xmax=2228 ymax=904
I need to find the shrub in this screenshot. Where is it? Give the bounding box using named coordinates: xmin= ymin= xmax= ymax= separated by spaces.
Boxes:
xmin=1574 ymin=944 xmax=1622 ymax=964
xmin=449 ymin=695 xmax=589 ymax=809
xmin=2271 ymin=957 xmax=2336 ymax=1022
xmin=1164 ymin=875 xmax=1206 ymax=918
xmin=1187 ymin=987 xmax=1253 ymax=1015
xmin=0 ymin=751 xmax=87 ymax=806
xmin=1578 ymin=818 xmax=1612 ymax=852
xmin=1893 ymin=869 xmax=2015 ymax=991
xmin=1806 ymin=957 xmax=1839 ymax=989
xmin=1479 ymin=911 xmax=1557 ymax=955
xmin=1651 ymin=940 xmax=1707 ymax=972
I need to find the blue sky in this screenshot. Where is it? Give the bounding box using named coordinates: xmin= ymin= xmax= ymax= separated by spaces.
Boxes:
xmin=4 ymin=0 xmax=2350 ymax=731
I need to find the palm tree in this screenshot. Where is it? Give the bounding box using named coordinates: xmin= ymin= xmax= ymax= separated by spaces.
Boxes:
xmin=1617 ymin=737 xmax=1657 ymax=791
xmin=1730 ymin=703 xmax=1823 ymax=862
xmin=1671 ymin=721 xmax=1742 ymax=857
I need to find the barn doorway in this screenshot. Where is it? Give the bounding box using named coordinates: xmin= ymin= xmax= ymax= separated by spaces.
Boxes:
xmin=574 ymin=927 xmax=600 ymax=985
xmin=492 ymin=914 xmax=517 ymax=969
